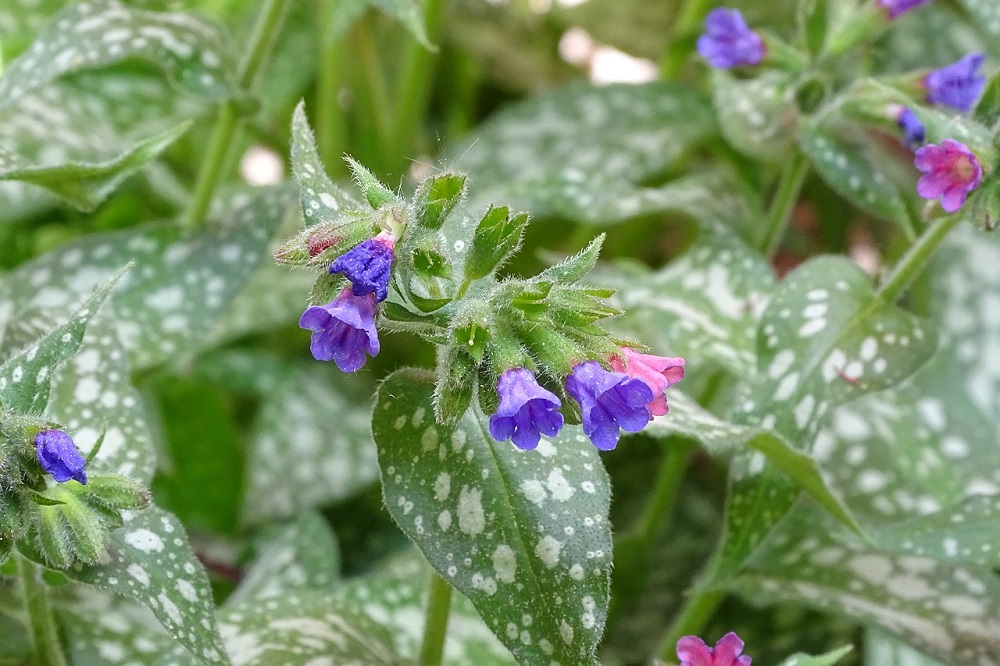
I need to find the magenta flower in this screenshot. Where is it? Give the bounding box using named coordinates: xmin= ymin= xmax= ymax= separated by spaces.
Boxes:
xmin=696 ymin=9 xmax=765 ymax=69
xmin=878 ymin=0 xmax=932 ymax=19
xmin=299 ymin=287 xmax=380 ymax=372
xmin=677 ymin=632 xmax=752 ymax=666
xmin=914 ymin=139 xmax=983 ymax=213
xmin=565 ymin=361 xmax=653 ymax=451
xmin=329 ymin=231 xmax=395 ymax=302
xmin=35 ymin=430 xmax=87 ymax=485
xmin=925 ymin=53 xmax=986 ymax=113
xmin=609 ymin=347 xmax=685 ymax=417
xmin=489 ymin=368 xmax=564 ymax=450
xmin=895 ymin=107 xmax=925 ymax=149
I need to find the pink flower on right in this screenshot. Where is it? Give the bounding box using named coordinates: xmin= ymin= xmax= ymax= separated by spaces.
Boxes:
xmin=609 ymin=347 xmax=685 ymax=417
xmin=914 ymin=139 xmax=983 ymax=213
xmin=677 ymin=632 xmax=752 ymax=666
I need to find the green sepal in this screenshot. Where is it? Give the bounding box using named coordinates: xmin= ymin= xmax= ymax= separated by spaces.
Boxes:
xmin=405 ymin=274 xmax=453 ymax=312
xmin=477 ymin=364 xmax=500 ymax=418
xmin=450 ymin=301 xmax=493 ymax=363
xmin=537 ymin=234 xmax=604 ymax=284
xmin=507 ymin=280 xmax=553 ymax=318
xmin=30 ymin=484 xmax=111 ymax=568
xmin=515 ymin=322 xmax=585 ymax=375
xmin=411 ymin=245 xmax=452 ymax=279
xmin=275 ymin=213 xmax=379 ymax=267
xmin=82 ymin=473 xmax=151 ymax=512
xmin=414 ymin=172 xmax=466 ymax=230
xmin=309 ymin=272 xmax=349 ymax=307
xmin=345 ymin=156 xmax=397 ymax=209
xmin=26 ymin=492 xmax=66 ymax=507
xmin=966 ymin=176 xmax=1000 ymax=230
xmin=0 ymin=491 xmax=27 ymax=545
xmin=433 ymin=345 xmax=478 ymax=424
xmin=483 ymin=322 xmax=527 ymax=377
xmin=465 ymin=206 xmax=529 ymax=280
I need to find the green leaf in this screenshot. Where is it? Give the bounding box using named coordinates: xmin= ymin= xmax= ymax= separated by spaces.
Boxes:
xmin=0 ymin=269 xmax=122 ymax=415
xmin=415 ymin=172 xmax=467 ymax=230
xmin=712 ymin=69 xmax=798 ymax=161
xmin=598 ymin=226 xmax=775 ymax=376
xmin=370 ymin=0 xmax=433 ymax=49
xmin=778 ymin=645 xmax=854 ymax=666
xmin=465 ymin=206 xmax=528 ymax=280
xmin=537 ymin=235 xmax=604 ymax=285
xmin=227 ymin=510 xmax=341 ymax=605
xmin=864 ymin=629 xmax=946 ymax=666
xmin=798 ymin=122 xmax=910 ymax=226
xmin=0 ymin=0 xmax=238 ymax=112
xmin=47 ymin=305 xmax=157 ymax=483
xmin=59 ymin=506 xmax=228 ymax=664
xmin=0 ymin=187 xmax=293 ymax=370
xmin=0 ymin=121 xmax=189 ymax=211
xmin=447 ymin=82 xmax=716 ymax=223
xmin=195 ymin=351 xmax=378 ymax=525
xmin=335 ymin=552 xmax=514 ymax=665
xmin=373 ymin=368 xmax=612 ymax=666
xmin=957 ymin=0 xmax=1000 ymax=43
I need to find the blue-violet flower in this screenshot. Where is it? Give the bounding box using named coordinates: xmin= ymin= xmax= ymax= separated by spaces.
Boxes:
xmin=878 ymin=0 xmax=932 ymax=19
xmin=677 ymin=632 xmax=752 ymax=666
xmin=35 ymin=430 xmax=87 ymax=485
xmin=925 ymin=53 xmax=986 ymax=113
xmin=914 ymin=139 xmax=982 ymax=213
xmin=896 ymin=107 xmax=925 ymax=149
xmin=609 ymin=347 xmax=685 ymax=417
xmin=696 ymin=8 xmax=765 ymax=69
xmin=489 ymin=368 xmax=565 ymax=450
xmin=329 ymin=231 xmax=395 ymax=302
xmin=565 ymin=361 xmax=653 ymax=451
xmin=299 ymin=287 xmax=380 ymax=372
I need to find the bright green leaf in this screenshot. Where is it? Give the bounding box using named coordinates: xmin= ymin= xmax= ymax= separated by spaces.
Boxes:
xmin=712 ymin=69 xmax=797 ymax=161
xmin=373 ymin=368 xmax=611 ymax=666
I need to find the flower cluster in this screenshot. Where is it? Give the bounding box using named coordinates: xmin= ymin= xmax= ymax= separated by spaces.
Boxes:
xmin=299 ymin=231 xmax=395 ymax=372
xmin=490 ymin=351 xmax=684 ymax=452
xmin=677 ymin=632 xmax=752 ymax=666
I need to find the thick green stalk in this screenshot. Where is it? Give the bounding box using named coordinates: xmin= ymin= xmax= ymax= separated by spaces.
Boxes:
xmin=418 ymin=569 xmax=453 ymax=666
xmin=316 ymin=0 xmax=349 ymax=169
xmin=659 ymin=0 xmax=714 ymax=79
xmin=392 ymin=0 xmax=448 ymax=161
xmin=18 ymin=553 xmax=68 ymax=666
xmin=183 ymin=0 xmax=291 ymax=228
xmin=636 ymin=441 xmax=695 ymax=551
xmin=876 ymin=212 xmax=963 ymax=304
xmin=758 ymin=152 xmax=810 ymax=257
xmin=655 ymin=587 xmax=725 ymax=661
xmin=351 ymin=15 xmax=396 ymax=165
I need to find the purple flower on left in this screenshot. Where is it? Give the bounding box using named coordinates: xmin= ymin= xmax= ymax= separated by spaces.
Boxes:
xmin=35 ymin=430 xmax=87 ymax=485
xmin=300 ymin=287 xmax=380 ymax=372
xmin=489 ymin=368 xmax=565 ymax=450
xmin=696 ymin=8 xmax=765 ymax=69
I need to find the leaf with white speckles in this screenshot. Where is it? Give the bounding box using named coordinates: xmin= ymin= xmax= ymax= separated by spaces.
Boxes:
xmin=194 ymin=351 xmax=378 ymax=524
xmin=957 ymin=0 xmax=1000 ymax=41
xmin=864 ymin=628 xmax=946 ymax=665
xmin=227 ymin=510 xmax=341 ymax=606
xmin=46 ymin=305 xmax=157 ymax=483
xmin=336 ymin=552 xmax=514 ymax=665
xmin=219 ymin=593 xmax=399 ymax=665
xmin=0 ymin=268 xmax=122 ymax=415
xmin=799 ymin=121 xmax=910 ymax=228
xmin=0 ymin=0 xmax=237 ymax=113
xmin=62 ymin=506 xmax=227 ymax=665
xmin=597 ymin=225 xmax=774 ymax=376
xmin=446 ymin=82 xmax=717 ymax=224
xmin=712 ymin=69 xmax=797 ymax=161
xmin=0 ymin=186 xmax=294 ymax=370
xmin=727 ymin=505 xmax=1000 ymax=665
xmin=0 ymin=121 xmax=190 ymax=211
xmin=778 ymin=645 xmax=853 ymax=666
xmin=373 ymin=368 xmax=612 ymax=666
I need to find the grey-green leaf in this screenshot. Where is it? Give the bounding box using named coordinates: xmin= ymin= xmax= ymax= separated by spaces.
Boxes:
xmin=779 ymin=645 xmax=854 ymax=666
xmin=373 ymin=368 xmax=612 ymax=666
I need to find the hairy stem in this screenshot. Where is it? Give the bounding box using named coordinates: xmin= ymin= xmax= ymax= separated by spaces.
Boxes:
xmin=654 ymin=586 xmax=725 ymax=661
xmin=18 ymin=553 xmax=68 ymax=666
xmin=876 ymin=211 xmax=963 ymax=305
xmin=758 ymin=152 xmax=810 ymax=257
xmin=418 ymin=568 xmax=453 ymax=666
xmin=183 ymin=0 xmax=290 ymax=228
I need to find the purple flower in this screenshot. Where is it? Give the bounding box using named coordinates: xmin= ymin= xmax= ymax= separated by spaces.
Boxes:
xmin=329 ymin=232 xmax=395 ymax=303
xmin=925 ymin=53 xmax=986 ymax=113
xmin=35 ymin=430 xmax=87 ymax=485
xmin=896 ymin=107 xmax=926 ymax=149
xmin=914 ymin=139 xmax=983 ymax=213
xmin=878 ymin=0 xmax=932 ymax=19
xmin=489 ymin=368 xmax=565 ymax=450
xmin=609 ymin=347 xmax=685 ymax=416
xmin=696 ymin=8 xmax=765 ymax=69
xmin=677 ymin=632 xmax=752 ymax=666
xmin=564 ymin=361 xmax=653 ymax=451
xmin=299 ymin=287 xmax=380 ymax=372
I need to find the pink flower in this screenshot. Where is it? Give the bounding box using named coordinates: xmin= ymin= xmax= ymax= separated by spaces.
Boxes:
xmin=677 ymin=632 xmax=751 ymax=666
xmin=914 ymin=139 xmax=983 ymax=213
xmin=609 ymin=347 xmax=685 ymax=416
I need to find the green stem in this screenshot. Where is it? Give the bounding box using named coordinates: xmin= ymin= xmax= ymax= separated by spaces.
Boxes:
xmin=392 ymin=0 xmax=448 ymax=161
xmin=18 ymin=553 xmax=68 ymax=666
xmin=757 ymin=152 xmax=810 ymax=257
xmin=352 ymin=15 xmax=396 ymax=163
xmin=876 ymin=211 xmax=963 ymax=304
xmin=654 ymin=587 xmax=725 ymax=661
xmin=183 ymin=0 xmax=291 ymax=228
xmin=659 ymin=0 xmax=713 ymax=79
xmin=418 ymin=569 xmax=453 ymax=666
xmin=316 ymin=0 xmax=349 ymax=169
xmin=636 ymin=441 xmax=695 ymax=550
